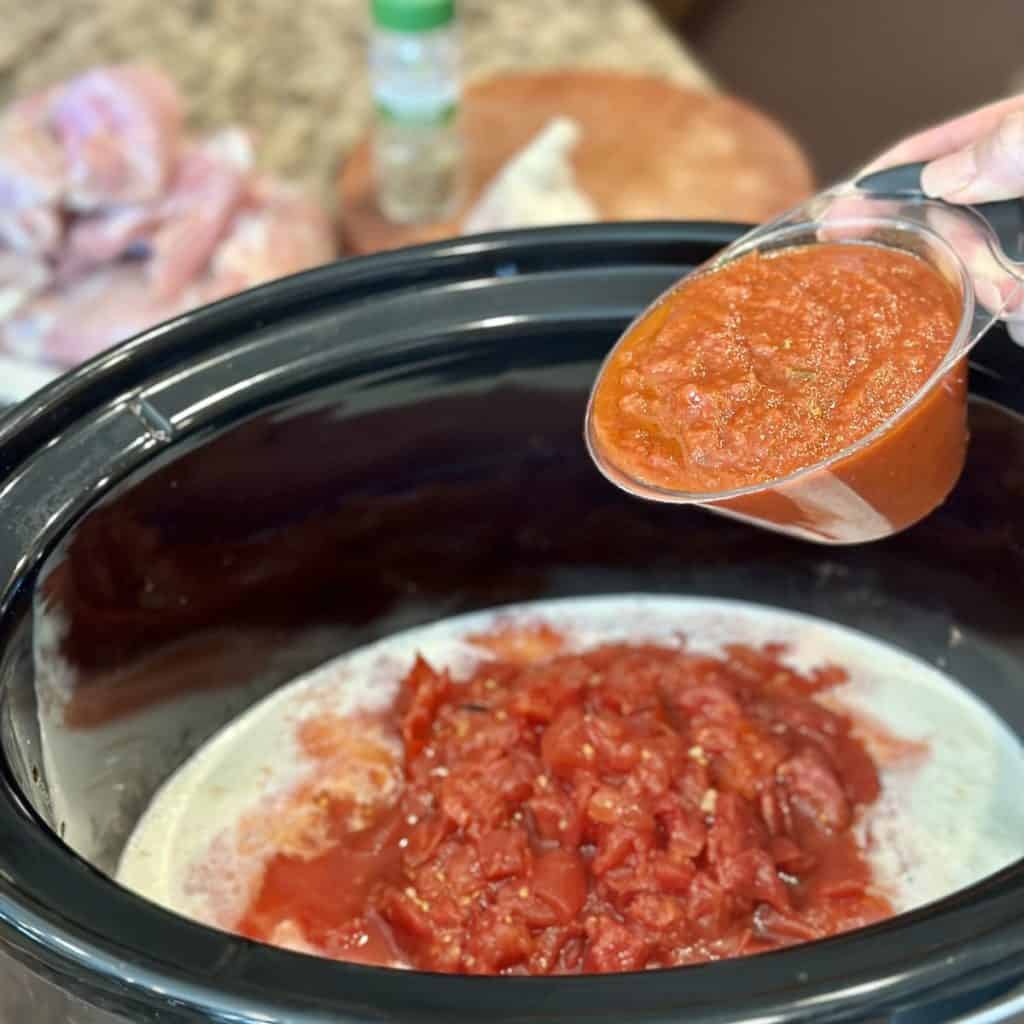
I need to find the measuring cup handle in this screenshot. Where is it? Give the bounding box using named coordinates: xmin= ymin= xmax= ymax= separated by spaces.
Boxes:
xmin=856 ymin=161 xmax=929 ymax=198
xmin=856 ymin=161 xmax=1024 ymax=272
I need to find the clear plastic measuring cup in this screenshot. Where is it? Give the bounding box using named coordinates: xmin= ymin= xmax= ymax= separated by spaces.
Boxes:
xmin=585 ymin=172 xmax=1024 ymax=545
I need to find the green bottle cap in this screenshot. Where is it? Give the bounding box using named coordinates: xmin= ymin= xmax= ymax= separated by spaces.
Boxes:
xmin=372 ymin=0 xmax=455 ymax=32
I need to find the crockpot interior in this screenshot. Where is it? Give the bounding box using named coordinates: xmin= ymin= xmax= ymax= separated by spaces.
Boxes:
xmin=2 ymin=224 xmax=1024 ymax=1023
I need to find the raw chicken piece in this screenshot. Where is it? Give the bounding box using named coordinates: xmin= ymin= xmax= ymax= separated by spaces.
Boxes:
xmin=0 ymin=205 xmax=62 ymax=256
xmin=0 ymin=91 xmax=64 ymax=211
xmin=50 ymin=65 xmax=183 ymax=211
xmin=3 ymin=170 xmax=335 ymax=368
xmin=0 ymin=90 xmax=65 ymax=255
xmin=0 ymin=66 xmax=336 ymax=372
xmin=59 ymin=205 xmax=156 ymax=281
xmin=4 ymin=173 xmax=335 ymax=369
xmin=200 ymin=176 xmax=336 ymax=303
xmin=2 ymin=263 xmax=185 ymax=366
xmin=0 ymin=248 xmax=49 ymax=320
xmin=59 ymin=128 xmax=252 ymax=285
xmin=0 ymin=65 xmax=182 ymax=254
xmin=147 ymin=129 xmax=251 ymax=301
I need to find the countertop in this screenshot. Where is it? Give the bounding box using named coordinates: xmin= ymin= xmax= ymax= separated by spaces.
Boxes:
xmin=0 ymin=0 xmax=713 ymax=204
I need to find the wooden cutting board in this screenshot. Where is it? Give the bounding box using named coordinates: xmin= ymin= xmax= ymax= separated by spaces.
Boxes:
xmin=337 ymin=70 xmax=815 ymax=255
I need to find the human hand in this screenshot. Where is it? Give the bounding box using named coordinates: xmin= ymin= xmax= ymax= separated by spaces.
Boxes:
xmin=861 ymin=94 xmax=1024 ymax=204
xmin=860 ymin=96 xmax=1024 ymax=342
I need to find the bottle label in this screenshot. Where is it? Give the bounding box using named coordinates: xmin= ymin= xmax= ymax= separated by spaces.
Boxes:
xmin=373 ymin=70 xmax=459 ymax=124
xmin=374 ymin=96 xmax=458 ymax=125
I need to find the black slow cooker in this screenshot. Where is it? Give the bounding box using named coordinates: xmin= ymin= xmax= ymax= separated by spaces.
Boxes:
xmin=2 ymin=223 xmax=1024 ymax=1024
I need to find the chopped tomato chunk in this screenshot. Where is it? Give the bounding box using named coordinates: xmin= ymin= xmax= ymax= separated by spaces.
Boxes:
xmin=239 ymin=636 xmax=894 ymax=974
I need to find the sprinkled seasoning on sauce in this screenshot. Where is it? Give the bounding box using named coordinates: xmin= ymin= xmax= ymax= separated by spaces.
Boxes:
xmin=237 ymin=641 xmax=892 ymax=974
xmin=590 ymin=243 xmax=961 ymax=495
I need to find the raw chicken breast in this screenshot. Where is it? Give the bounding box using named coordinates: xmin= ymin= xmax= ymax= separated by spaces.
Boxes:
xmin=147 ymin=130 xmax=251 ymax=301
xmin=59 ymin=206 xmax=157 ymax=281
xmin=0 ymin=66 xmax=183 ymax=253
xmin=2 ymin=264 xmax=184 ymax=367
xmin=201 ymin=176 xmax=336 ymax=303
xmin=59 ymin=129 xmax=251 ymax=286
xmin=0 ymin=205 xmax=62 ymax=257
xmin=0 ymin=66 xmax=336 ymax=372
xmin=0 ymin=91 xmax=65 ymax=210
xmin=0 ymin=90 xmax=65 ymax=255
xmin=50 ymin=65 xmax=183 ymax=211
xmin=0 ymin=249 xmax=49 ymax=321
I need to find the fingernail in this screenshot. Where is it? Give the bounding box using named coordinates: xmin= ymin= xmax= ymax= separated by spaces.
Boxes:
xmin=921 ymin=147 xmax=977 ymax=198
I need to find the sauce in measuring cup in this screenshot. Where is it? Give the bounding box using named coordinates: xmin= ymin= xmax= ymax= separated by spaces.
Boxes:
xmin=587 ymin=241 xmax=967 ymax=544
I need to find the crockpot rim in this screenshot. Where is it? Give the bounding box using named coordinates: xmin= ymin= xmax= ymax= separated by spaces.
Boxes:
xmin=1 ymin=221 xmax=1023 ymax=1023
xmin=0 ymin=221 xmax=744 ymax=476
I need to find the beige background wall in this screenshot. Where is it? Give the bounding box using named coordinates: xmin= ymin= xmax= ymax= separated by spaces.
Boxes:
xmin=666 ymin=0 xmax=1024 ymax=182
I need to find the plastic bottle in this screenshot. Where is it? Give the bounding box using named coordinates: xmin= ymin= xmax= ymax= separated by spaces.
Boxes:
xmin=369 ymin=0 xmax=463 ymax=224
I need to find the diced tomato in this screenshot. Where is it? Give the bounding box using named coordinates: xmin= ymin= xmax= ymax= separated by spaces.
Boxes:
xmin=478 ymin=829 xmax=529 ymax=881
xmin=652 ymin=854 xmax=696 ymax=893
xmin=540 ymin=706 xmax=591 ymax=779
xmin=706 ymin=792 xmax=767 ymax=864
xmin=654 ymin=795 xmax=706 ymax=860
xmin=770 ymin=835 xmax=817 ymax=876
xmin=759 ymin=784 xmax=793 ymax=838
xmin=686 ymin=873 xmax=732 ymax=936
xmin=820 ymin=878 xmax=867 ymax=900
xmin=439 ymin=769 xmax=501 ymax=833
xmin=526 ymin=789 xmax=579 ymax=847
xmin=832 ymin=733 xmax=881 ymax=805
xmin=507 ymin=660 xmax=589 ymax=723
xmin=592 ymin=825 xmax=638 ymax=876
xmin=485 ymin=751 xmax=535 ymax=805
xmin=584 ymin=914 xmax=651 ymax=973
xmin=627 ymin=891 xmax=682 ymax=930
xmin=471 ymin=910 xmax=533 ymax=972
xmin=669 ymin=680 xmax=742 ymax=722
xmin=238 ymin=638 xmax=895 ymax=976
xmin=532 ymin=849 xmax=587 ymax=924
xmin=397 ymin=655 xmax=452 ymax=761
xmin=378 ymin=887 xmax=437 ymax=940
xmin=777 ymin=745 xmax=851 ymax=832
xmin=716 ymin=848 xmax=790 ymax=913
xmin=754 ymin=904 xmax=824 ymax=943
xmin=403 ymin=816 xmax=450 ymax=869
xmin=586 ymin=786 xmax=653 ymax=834
xmin=528 ymin=924 xmax=581 ymax=975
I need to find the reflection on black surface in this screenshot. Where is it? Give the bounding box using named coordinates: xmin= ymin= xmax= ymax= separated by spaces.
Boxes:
xmin=34 ymin=380 xmax=1024 ymax=723
xmin=18 ymin=373 xmax=1024 ymax=879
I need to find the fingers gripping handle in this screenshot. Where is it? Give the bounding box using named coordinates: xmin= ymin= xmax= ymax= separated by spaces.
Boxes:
xmin=856 ymin=161 xmax=1024 ymax=267
xmin=856 ymin=161 xmax=930 ymax=200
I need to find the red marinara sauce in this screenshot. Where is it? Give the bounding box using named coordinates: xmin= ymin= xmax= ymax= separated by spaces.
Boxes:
xmin=239 ymin=641 xmax=892 ymax=974
xmin=589 ymin=243 xmax=965 ymax=540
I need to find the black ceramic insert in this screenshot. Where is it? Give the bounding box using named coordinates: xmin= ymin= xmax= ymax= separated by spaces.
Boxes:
xmin=0 ymin=224 xmax=1023 ymax=1023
